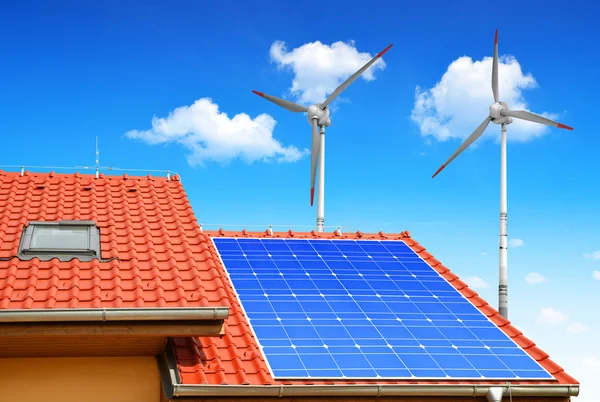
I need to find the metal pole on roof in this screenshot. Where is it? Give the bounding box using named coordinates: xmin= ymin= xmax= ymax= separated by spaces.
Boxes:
xmin=498 ymin=123 xmax=508 ymax=319
xmin=316 ymin=125 xmax=325 ymax=232
xmin=95 ymin=136 xmax=100 ymax=179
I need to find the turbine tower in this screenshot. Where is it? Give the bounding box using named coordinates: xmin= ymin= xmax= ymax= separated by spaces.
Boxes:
xmin=252 ymin=44 xmax=393 ymax=232
xmin=432 ymin=30 xmax=573 ymax=319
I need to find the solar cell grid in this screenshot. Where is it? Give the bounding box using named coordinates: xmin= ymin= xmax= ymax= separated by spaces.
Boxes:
xmin=214 ymin=238 xmax=554 ymax=380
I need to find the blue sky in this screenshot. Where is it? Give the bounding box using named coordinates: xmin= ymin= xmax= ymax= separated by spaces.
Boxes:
xmin=1 ymin=0 xmax=599 ymax=399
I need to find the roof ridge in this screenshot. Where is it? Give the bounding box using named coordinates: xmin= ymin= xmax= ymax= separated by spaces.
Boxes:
xmin=203 ymin=229 xmax=412 ymax=239
xmin=0 ymin=169 xmax=180 ymax=182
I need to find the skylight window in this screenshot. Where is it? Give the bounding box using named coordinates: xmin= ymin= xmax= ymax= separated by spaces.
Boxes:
xmin=18 ymin=220 xmax=101 ymax=261
xmin=30 ymin=226 xmax=90 ymax=249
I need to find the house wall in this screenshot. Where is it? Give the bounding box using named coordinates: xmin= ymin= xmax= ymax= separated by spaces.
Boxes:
xmin=0 ymin=356 xmax=160 ymax=402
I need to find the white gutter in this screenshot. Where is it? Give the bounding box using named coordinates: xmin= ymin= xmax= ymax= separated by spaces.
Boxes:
xmin=0 ymin=307 xmax=229 ymax=322
xmin=172 ymin=384 xmax=579 ymax=398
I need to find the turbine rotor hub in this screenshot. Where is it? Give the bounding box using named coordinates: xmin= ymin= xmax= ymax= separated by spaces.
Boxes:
xmin=307 ymin=104 xmax=331 ymax=127
xmin=489 ymin=102 xmax=513 ymax=125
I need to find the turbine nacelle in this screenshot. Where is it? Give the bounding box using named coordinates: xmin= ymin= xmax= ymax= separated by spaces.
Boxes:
xmin=489 ymin=102 xmax=513 ymax=125
xmin=307 ymin=104 xmax=331 ymax=127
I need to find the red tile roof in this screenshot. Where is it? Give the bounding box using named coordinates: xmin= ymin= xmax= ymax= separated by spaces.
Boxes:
xmin=0 ymin=170 xmax=229 ymax=310
xmin=0 ymin=170 xmax=578 ymax=388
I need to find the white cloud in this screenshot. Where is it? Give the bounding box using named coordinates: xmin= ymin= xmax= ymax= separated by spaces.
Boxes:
xmin=583 ymin=356 xmax=600 ymax=375
xmin=537 ymin=308 xmax=588 ymax=335
xmin=411 ymin=55 xmax=560 ymax=143
xmin=538 ymin=307 xmax=567 ymax=325
xmin=508 ymin=238 xmax=524 ymax=248
xmin=462 ymin=276 xmax=489 ymax=289
xmin=270 ymin=40 xmax=387 ymax=105
xmin=125 ymin=98 xmax=307 ymax=166
xmin=525 ymin=272 xmax=547 ymax=285
xmin=575 ymin=356 xmax=600 ymax=402
xmin=593 ymin=271 xmax=600 ymax=280
xmin=481 ymin=252 xmax=488 ymax=256
xmin=567 ymin=321 xmax=589 ymax=334
xmin=584 ymin=251 xmax=600 ymax=260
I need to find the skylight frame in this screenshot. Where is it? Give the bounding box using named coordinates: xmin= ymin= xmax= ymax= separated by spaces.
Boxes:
xmin=18 ymin=220 xmax=102 ymax=262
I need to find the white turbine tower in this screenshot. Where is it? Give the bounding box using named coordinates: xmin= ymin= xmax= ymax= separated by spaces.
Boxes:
xmin=432 ymin=30 xmax=573 ymax=319
xmin=252 ymin=44 xmax=393 ymax=232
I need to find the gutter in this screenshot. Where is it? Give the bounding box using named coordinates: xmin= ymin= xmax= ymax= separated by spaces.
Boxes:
xmin=0 ymin=307 xmax=229 ymax=322
xmin=172 ymin=384 xmax=579 ymax=399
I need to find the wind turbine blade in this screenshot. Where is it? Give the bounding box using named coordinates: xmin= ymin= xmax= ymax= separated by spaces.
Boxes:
xmin=321 ymin=44 xmax=393 ymax=108
xmin=501 ymin=110 xmax=574 ymax=130
xmin=310 ymin=119 xmax=320 ymax=206
xmin=252 ymin=90 xmax=308 ymax=113
xmin=432 ymin=116 xmax=492 ymax=178
xmin=492 ymin=29 xmax=499 ymax=103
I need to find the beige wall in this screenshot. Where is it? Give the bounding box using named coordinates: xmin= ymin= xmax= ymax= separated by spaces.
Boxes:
xmin=0 ymin=356 xmax=160 ymax=402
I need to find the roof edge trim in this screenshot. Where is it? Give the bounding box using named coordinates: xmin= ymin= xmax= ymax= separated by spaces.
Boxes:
xmin=172 ymin=384 xmax=579 ymax=398
xmin=0 ymin=307 xmax=229 ymax=323
xmin=203 ymin=230 xmax=412 ymax=240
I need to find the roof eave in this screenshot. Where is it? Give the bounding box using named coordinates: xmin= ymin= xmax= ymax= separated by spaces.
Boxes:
xmin=0 ymin=308 xmax=231 ymax=358
xmin=171 ymin=383 xmax=580 ymax=399
xmin=0 ymin=307 xmax=229 ymax=322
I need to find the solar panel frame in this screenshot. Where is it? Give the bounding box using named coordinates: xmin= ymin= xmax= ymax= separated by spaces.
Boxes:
xmin=212 ymin=237 xmax=555 ymax=381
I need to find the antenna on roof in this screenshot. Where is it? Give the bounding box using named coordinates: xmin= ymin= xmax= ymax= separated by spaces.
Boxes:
xmin=3 ymin=136 xmax=178 ymax=181
xmin=95 ymin=137 xmax=100 ymax=179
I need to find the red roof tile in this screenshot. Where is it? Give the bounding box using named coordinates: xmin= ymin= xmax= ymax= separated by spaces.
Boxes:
xmin=172 ymin=229 xmax=579 ymax=387
xmin=0 ymin=170 xmax=578 ymax=387
xmin=0 ymin=170 xmax=229 ymax=310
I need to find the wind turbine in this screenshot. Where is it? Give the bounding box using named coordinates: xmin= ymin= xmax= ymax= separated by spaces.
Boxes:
xmin=252 ymin=44 xmax=393 ymax=232
xmin=431 ymin=30 xmax=573 ymax=319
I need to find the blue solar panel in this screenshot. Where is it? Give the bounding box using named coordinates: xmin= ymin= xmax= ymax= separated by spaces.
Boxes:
xmin=213 ymin=237 xmax=554 ymax=380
